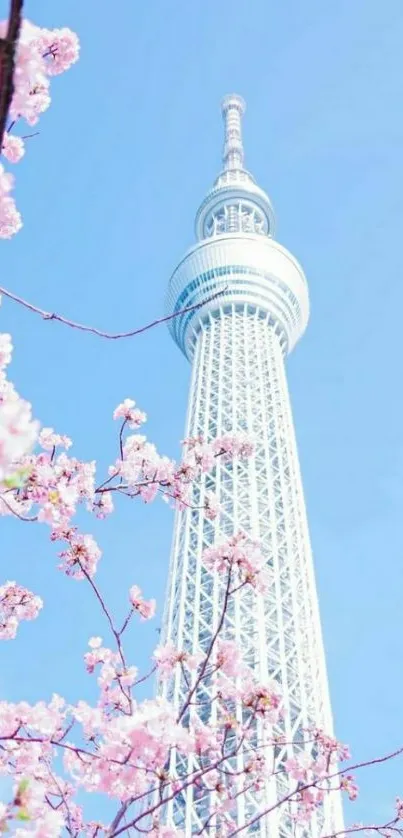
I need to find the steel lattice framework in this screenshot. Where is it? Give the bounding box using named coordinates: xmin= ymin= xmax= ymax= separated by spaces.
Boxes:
xmin=160 ymin=95 xmax=344 ymax=836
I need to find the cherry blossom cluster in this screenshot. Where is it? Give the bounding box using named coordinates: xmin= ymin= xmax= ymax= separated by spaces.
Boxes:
xmin=110 ymin=400 xmax=253 ymax=512
xmin=1 ymin=339 xmax=401 ymax=834
xmin=83 ymin=636 xmax=138 ymax=712
xmin=153 ymin=641 xmax=203 ymax=677
xmin=0 ymin=553 xmax=397 ymax=836
xmin=6 ymin=445 xmax=96 ymax=527
xmin=0 ymin=581 xmax=42 ymax=639
xmin=0 ymin=389 xmax=257 ymax=606
xmin=310 ymin=727 xmax=352 ymax=762
xmin=0 ymin=326 xmax=38 ymax=485
xmin=183 ymin=431 xmax=255 ymax=469
xmin=285 ymin=748 xmax=356 ymax=823
xmin=0 ymin=19 xmax=79 ymax=237
xmin=203 ymin=531 xmax=269 ymax=592
xmin=0 ymin=164 xmax=21 ymax=238
xmin=129 ymin=584 xmax=156 ymax=620
xmin=57 ymin=531 xmax=102 ymax=579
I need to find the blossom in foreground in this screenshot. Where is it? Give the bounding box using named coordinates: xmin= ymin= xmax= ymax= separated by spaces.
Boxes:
xmin=340 ymin=774 xmax=359 ymax=801
xmin=0 ymin=18 xmax=79 ymax=238
xmin=0 ymin=582 xmax=43 ymax=639
xmin=1 ymin=134 xmax=25 ymax=164
xmin=113 ymin=398 xmax=147 ymax=428
xmin=38 ymin=427 xmax=72 ymax=451
xmin=57 ymin=532 xmax=101 ymax=579
xmin=0 ymin=165 xmax=22 ymax=238
xmin=0 ymin=395 xmax=38 ymax=482
xmin=129 ymin=584 xmax=156 ymax=620
xmin=0 ymin=330 xmax=38 ymax=482
xmin=203 ymin=532 xmax=269 ymax=591
xmin=153 ymin=642 xmax=202 ymax=678
xmin=215 ymin=638 xmax=243 ymax=677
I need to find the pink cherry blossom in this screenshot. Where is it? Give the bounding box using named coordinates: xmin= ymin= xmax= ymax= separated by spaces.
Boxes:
xmin=1 ymin=134 xmax=25 ymax=163
xmin=37 ymin=26 xmax=80 ymax=76
xmin=0 ymin=164 xmax=22 ymax=238
xmin=129 ymin=584 xmax=156 ymax=620
xmin=241 ymin=680 xmax=282 ymax=722
xmin=92 ymin=489 xmax=114 ymax=518
xmin=0 ymin=18 xmax=79 ymax=237
xmin=215 ymin=639 xmax=243 ymax=677
xmin=12 ymin=449 xmax=96 ymax=529
xmin=0 ymin=392 xmax=39 ymax=482
xmin=0 ymin=332 xmax=12 ymax=369
xmin=192 ymin=721 xmax=221 ymax=756
xmin=204 ymin=489 xmax=221 ymax=520
xmin=58 ymin=532 xmax=101 ymax=579
xmin=340 ymin=774 xmax=359 ymax=801
xmin=8 ymin=21 xmax=79 ymax=123
xmin=0 ymin=582 xmax=42 ymax=639
xmin=149 ymin=827 xmax=184 ymax=838
xmin=203 ymin=532 xmax=269 ymax=591
xmin=294 ymin=786 xmax=325 ymax=823
xmin=153 ymin=642 xmax=183 ymax=676
xmin=38 ymin=427 xmax=72 ymax=451
xmin=213 ymin=431 xmax=255 ymax=460
xmin=32 ymin=808 xmax=65 ymax=836
xmin=396 ymin=797 xmax=403 ymax=819
xmin=113 ymin=398 xmax=147 ymax=428
xmin=311 ymin=727 xmax=351 ymax=762
xmin=284 ymin=751 xmax=313 ymax=782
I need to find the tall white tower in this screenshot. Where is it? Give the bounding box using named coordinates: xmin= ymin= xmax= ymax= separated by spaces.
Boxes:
xmin=161 ymin=95 xmax=344 ymax=836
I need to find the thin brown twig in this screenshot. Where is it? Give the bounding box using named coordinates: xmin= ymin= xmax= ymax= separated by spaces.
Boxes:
xmin=0 ymin=0 xmax=23 ymax=148
xmin=0 ymin=285 xmax=227 ymax=341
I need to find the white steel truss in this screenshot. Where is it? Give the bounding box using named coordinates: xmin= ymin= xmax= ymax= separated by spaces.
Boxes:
xmin=160 ymin=95 xmax=344 ymax=837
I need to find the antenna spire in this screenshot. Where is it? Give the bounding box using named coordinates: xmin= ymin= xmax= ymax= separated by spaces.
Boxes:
xmin=221 ymin=94 xmax=246 ymax=171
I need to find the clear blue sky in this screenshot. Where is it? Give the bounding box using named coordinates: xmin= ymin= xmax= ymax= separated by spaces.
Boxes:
xmin=1 ymin=0 xmax=402 ymax=827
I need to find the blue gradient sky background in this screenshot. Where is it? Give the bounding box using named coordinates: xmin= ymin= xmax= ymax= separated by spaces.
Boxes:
xmin=1 ymin=0 xmax=403 ymax=826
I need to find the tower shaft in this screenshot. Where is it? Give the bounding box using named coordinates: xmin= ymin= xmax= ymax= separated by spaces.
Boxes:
xmin=161 ymin=308 xmax=343 ymax=834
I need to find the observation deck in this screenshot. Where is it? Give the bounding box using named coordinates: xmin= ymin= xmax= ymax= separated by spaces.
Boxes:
xmin=165 ymin=94 xmax=309 ymax=360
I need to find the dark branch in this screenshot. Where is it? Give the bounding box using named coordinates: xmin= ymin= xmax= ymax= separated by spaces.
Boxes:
xmin=0 ymin=0 xmax=23 ymax=148
xmin=0 ymin=284 xmax=227 ymax=341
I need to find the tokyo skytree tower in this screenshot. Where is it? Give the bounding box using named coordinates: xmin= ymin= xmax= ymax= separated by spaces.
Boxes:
xmin=161 ymin=95 xmax=344 ymax=836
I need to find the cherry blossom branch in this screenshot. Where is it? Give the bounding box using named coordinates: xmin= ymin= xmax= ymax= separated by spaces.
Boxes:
xmin=325 ymin=744 xmax=403 ymax=783
xmin=113 ymin=718 xmax=290 ymax=837
xmin=0 ymin=493 xmax=37 ymax=521
xmin=110 ymin=754 xmax=235 ymax=836
xmin=0 ymin=0 xmax=23 ymax=148
xmin=321 ymin=822 xmax=403 ymax=838
xmin=43 ymin=763 xmax=74 ymax=836
xmin=228 ymin=745 xmax=403 ymax=836
xmin=177 ymin=565 xmax=233 ymax=722
xmin=0 ymin=734 xmax=158 ymax=775
xmin=0 ymin=284 xmax=227 ymax=341
xmin=78 ymin=562 xmax=133 ymax=708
